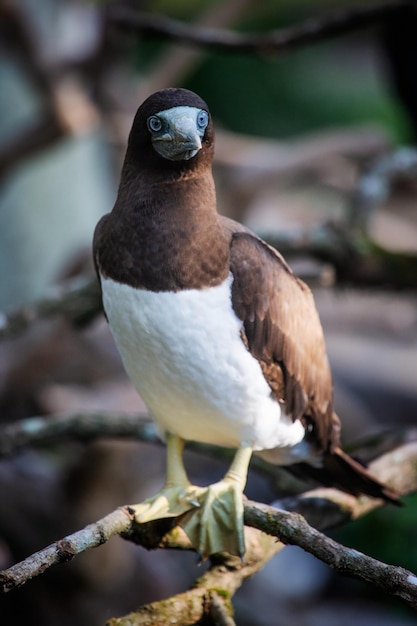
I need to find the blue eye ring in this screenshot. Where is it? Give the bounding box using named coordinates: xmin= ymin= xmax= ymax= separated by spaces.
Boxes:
xmin=147 ymin=116 xmax=162 ymax=133
xmin=197 ymin=110 xmax=209 ymax=130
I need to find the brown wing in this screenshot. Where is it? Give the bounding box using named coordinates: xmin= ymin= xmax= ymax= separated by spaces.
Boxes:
xmin=229 ymin=230 xmax=336 ymax=452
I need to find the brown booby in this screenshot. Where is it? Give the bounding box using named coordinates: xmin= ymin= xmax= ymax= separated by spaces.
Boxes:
xmin=93 ymin=88 xmax=399 ymax=559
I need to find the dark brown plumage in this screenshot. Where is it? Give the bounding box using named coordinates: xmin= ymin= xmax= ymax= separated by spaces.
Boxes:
xmin=94 ymin=87 xmax=400 ymax=530
xmin=94 ymin=89 xmax=229 ymax=292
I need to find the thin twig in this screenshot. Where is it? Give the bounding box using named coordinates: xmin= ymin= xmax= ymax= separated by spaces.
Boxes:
xmin=109 ymin=1 xmax=413 ymax=55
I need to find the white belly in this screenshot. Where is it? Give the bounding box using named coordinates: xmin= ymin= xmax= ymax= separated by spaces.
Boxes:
xmin=100 ymin=274 xmax=306 ymax=456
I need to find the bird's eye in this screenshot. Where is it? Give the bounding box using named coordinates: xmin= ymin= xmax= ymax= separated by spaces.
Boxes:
xmin=147 ymin=116 xmax=162 ymax=132
xmin=197 ymin=110 xmax=209 ymax=130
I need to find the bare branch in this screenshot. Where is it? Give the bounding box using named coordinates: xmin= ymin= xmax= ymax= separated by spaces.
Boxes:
xmin=109 ymin=1 xmax=413 ymax=55
xmin=133 ymin=0 xmax=258 ymax=104
xmin=2 ymin=485 xmax=417 ymax=608
xmin=244 ymin=500 xmax=417 ymax=609
xmin=0 ymin=277 xmax=101 ymax=340
xmin=1 ymin=410 xmax=416 ymax=499
xmin=1 ymin=439 xmax=417 ymax=612
xmin=0 ymin=507 xmax=131 ymax=592
xmin=0 ymin=505 xmax=282 ymax=596
xmin=0 ymin=412 xmax=155 ymax=458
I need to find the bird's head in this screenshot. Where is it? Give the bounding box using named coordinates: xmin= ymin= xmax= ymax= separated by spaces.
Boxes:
xmin=126 ymin=88 xmax=214 ymax=169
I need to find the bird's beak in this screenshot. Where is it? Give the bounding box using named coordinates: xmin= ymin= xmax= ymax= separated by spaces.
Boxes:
xmin=170 ymin=116 xmax=202 ymax=158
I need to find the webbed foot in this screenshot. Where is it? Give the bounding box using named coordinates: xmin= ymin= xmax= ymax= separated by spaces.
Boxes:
xmin=179 ymin=478 xmax=246 ymax=559
xmin=129 ymin=436 xmax=253 ymax=560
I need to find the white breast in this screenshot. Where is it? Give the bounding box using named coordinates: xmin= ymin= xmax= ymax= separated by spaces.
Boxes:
xmin=100 ymin=274 xmax=306 ymax=457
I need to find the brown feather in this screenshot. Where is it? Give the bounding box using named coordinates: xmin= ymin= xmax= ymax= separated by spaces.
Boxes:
xmin=228 ymin=229 xmax=335 ymax=453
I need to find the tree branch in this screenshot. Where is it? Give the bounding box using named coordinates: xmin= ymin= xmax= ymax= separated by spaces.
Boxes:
xmin=1 ymin=438 xmax=417 ymax=613
xmin=0 ymin=276 xmax=101 ymax=340
xmin=0 ymin=507 xmax=132 ymax=592
xmin=0 ymin=412 xmax=155 ymax=458
xmin=3 ymin=412 xmax=413 ymax=496
xmin=244 ymin=500 xmax=417 ymax=609
xmin=132 ymin=0 xmax=258 ymax=105
xmin=109 ymin=1 xmax=413 ymax=55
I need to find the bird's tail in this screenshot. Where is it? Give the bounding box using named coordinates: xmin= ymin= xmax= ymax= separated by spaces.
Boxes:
xmin=290 ymin=446 xmax=401 ymax=506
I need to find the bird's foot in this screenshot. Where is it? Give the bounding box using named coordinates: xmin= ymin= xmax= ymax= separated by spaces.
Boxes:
xmin=179 ymin=479 xmax=245 ymax=560
xmin=129 ymin=445 xmax=251 ymax=559
xmin=129 ymin=484 xmax=201 ymax=523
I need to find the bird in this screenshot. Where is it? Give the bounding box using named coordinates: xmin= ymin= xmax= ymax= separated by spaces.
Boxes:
xmin=93 ymin=88 xmax=400 ymax=559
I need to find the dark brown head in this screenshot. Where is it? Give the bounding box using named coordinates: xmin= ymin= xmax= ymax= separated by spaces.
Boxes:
xmin=124 ymin=88 xmax=214 ymax=175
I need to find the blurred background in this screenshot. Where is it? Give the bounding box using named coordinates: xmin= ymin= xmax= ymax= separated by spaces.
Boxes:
xmin=1 ymin=0 xmax=417 ymax=624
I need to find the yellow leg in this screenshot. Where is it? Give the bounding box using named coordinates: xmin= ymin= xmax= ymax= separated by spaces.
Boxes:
xmin=129 ymin=433 xmax=200 ymax=522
